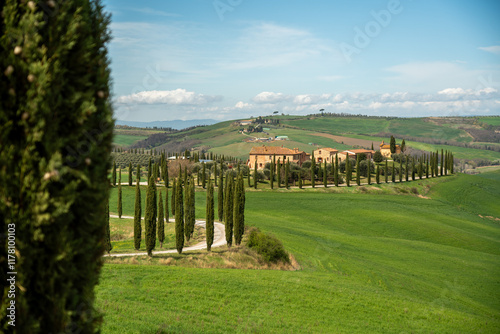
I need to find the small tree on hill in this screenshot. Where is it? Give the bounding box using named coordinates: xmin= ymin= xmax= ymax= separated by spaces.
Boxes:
xmin=373 ymin=151 xmax=384 ymax=163
xmin=218 ymin=171 xmax=224 ymax=221
xmin=390 ymin=135 xmax=396 ymax=154
xmin=298 ymin=169 xmax=303 ymax=189
xmin=233 ymin=174 xmax=245 ymax=246
xmin=401 ymin=139 xmax=406 ymax=152
xmin=185 ymin=177 xmax=196 ymax=241
xmin=165 ymin=187 xmax=169 ymax=224
xmin=376 ymin=165 xmax=380 ymax=184
xmin=118 ymin=181 xmax=122 ymax=218
xmin=384 ymin=159 xmax=388 ymax=183
xmin=254 ymin=158 xmax=258 ymax=189
xmin=224 ymin=173 xmax=234 ymax=247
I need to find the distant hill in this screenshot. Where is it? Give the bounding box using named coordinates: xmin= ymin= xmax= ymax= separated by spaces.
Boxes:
xmin=115 ymin=119 xmax=219 ymax=130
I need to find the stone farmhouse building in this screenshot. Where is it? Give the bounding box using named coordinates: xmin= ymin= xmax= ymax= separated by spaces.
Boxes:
xmin=247 ymin=145 xmax=309 ymax=170
xmin=313 ymin=148 xmax=339 ymax=163
xmin=380 ymin=141 xmax=401 ymax=158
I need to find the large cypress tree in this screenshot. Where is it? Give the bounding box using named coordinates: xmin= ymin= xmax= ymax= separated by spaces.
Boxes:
xmin=112 ymin=160 xmax=117 ymax=186
xmin=385 ymin=159 xmax=388 ymax=183
xmin=118 ymin=180 xmax=122 ymax=218
xmin=175 ymin=178 xmax=184 ymax=254
xmin=323 ymin=160 xmax=328 ymax=187
xmin=440 ymin=149 xmax=444 ymax=176
xmin=128 ymin=161 xmax=133 ymax=186
xmin=346 ymin=156 xmax=351 ymax=187
xmin=218 ymin=170 xmax=224 ymax=221
xmin=390 ymin=135 xmax=396 ymax=154
xmin=376 ymin=164 xmax=380 ymax=184
xmin=134 ymin=178 xmax=142 ymax=250
xmin=392 ymin=162 xmax=396 ymax=183
xmin=105 ymin=199 xmax=112 ymax=255
xmin=405 ymin=156 xmax=409 ymax=181
xmin=171 ymin=178 xmax=176 ymax=216
xmin=185 ymin=177 xmax=196 ymax=241
xmin=270 ymin=155 xmax=275 ymax=189
xmin=214 ymin=162 xmax=218 ymax=187
xmin=165 ymin=187 xmax=170 ymax=224
xmin=399 ymin=159 xmax=403 ymax=183
xmin=145 ymin=175 xmax=157 ymax=257
xmin=334 ymin=154 xmax=339 ymax=187
xmin=148 ymin=157 xmax=152 ymax=183
xmin=158 ymin=190 xmax=165 ymax=248
xmin=311 ymin=152 xmax=316 ymax=188
xmin=137 ymin=163 xmax=141 ymax=182
xmin=277 ymin=158 xmax=281 ymax=188
xmin=206 ymin=179 xmax=215 ymax=251
xmin=285 ymin=158 xmax=290 ymax=189
xmin=202 ymin=162 xmax=206 ymax=188
xmin=233 ymin=174 xmax=246 ymax=245
xmin=0 ymin=1 xmax=114 ymax=331
xmin=298 ymin=169 xmax=303 ymax=189
xmin=224 ymin=173 xmax=234 ymax=247
xmin=356 ymin=156 xmax=361 ymax=186
xmin=367 ymin=159 xmax=371 ymax=185
xmin=254 ymin=158 xmax=258 ymax=189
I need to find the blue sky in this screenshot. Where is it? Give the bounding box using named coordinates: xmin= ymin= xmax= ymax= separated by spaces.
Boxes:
xmin=104 ymin=0 xmax=500 ymax=122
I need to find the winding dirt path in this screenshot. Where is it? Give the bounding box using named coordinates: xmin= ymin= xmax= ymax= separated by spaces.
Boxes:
xmin=105 ymin=216 xmax=226 ymax=257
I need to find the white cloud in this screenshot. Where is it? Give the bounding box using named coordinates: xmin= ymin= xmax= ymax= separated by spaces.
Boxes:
xmin=252 ymin=92 xmax=290 ymax=104
xmin=235 ymin=101 xmax=251 ymax=109
xmin=478 ymin=46 xmax=500 ymax=55
xmin=116 ymin=89 xmax=222 ymax=105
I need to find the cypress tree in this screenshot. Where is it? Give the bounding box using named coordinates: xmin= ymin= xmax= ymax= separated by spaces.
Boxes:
xmin=128 ymin=161 xmax=133 ymax=186
xmin=148 ymin=157 xmax=152 ymax=183
xmin=137 ymin=163 xmax=141 ymax=183
xmin=390 ymin=135 xmax=396 ymax=154
xmin=426 ymin=157 xmax=429 ymax=179
xmin=334 ymin=154 xmax=339 ymax=187
xmin=134 ymin=179 xmax=142 ymax=250
xmin=214 ymin=162 xmax=218 ymax=187
xmin=323 ymin=160 xmax=328 ymax=187
xmin=224 ymin=173 xmax=234 ymax=247
xmin=419 ymin=159 xmax=424 ymax=180
xmin=218 ymin=169 xmax=224 ymax=221
xmin=105 ymin=200 xmax=112 ymax=255
xmin=376 ymin=164 xmax=380 ymax=184
xmin=175 ymin=178 xmax=184 ymax=254
xmin=277 ymin=158 xmax=281 ymax=188
xmin=399 ymin=159 xmax=403 ymax=183
xmin=112 ymin=160 xmax=117 ymax=186
xmin=385 ymin=159 xmax=388 ymax=183
xmin=118 ymin=181 xmax=122 ymax=218
xmin=145 ymin=175 xmax=157 ymax=257
xmin=171 ymin=178 xmax=176 ymax=216
xmin=367 ymin=159 xmax=371 ymax=185
xmin=405 ymin=156 xmax=409 ymax=181
xmin=346 ymin=156 xmax=351 ymax=187
xmin=356 ymin=156 xmax=361 ymax=186
xmin=270 ymin=156 xmax=275 ymax=189
xmin=311 ymin=152 xmax=316 ymax=188
xmin=254 ymin=158 xmax=258 ymax=189
xmin=451 ymin=153 xmax=454 ymax=174
xmin=185 ymin=177 xmax=196 ymax=241
xmin=412 ymin=157 xmax=416 ymax=180
xmin=165 ymin=187 xmax=170 ymax=224
xmin=286 ymin=158 xmax=290 ymax=189
xmin=233 ymin=174 xmax=245 ymax=245
xmin=206 ymin=179 xmax=215 ymax=251
xmin=158 ymin=190 xmax=165 ymax=247
xmin=440 ymin=149 xmax=444 ymax=176
xmin=0 ymin=3 xmax=117 ymax=329
xmin=202 ymin=162 xmax=206 ymax=188
xmin=392 ymin=162 xmax=396 ymax=183
xmin=298 ymin=169 xmax=303 ymax=189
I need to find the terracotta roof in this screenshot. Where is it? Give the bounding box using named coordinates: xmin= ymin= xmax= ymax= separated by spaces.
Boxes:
xmin=349 ymin=149 xmax=375 ymax=154
xmin=249 ymin=146 xmax=303 ymax=155
xmin=316 ymin=147 xmax=339 ymax=153
xmin=380 ymin=145 xmax=400 ymax=150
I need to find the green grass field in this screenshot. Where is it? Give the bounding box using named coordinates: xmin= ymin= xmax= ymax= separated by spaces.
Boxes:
xmin=113 ymin=134 xmax=148 ymax=147
xmin=97 ymin=171 xmax=500 ymax=333
xmin=478 ymin=116 xmax=500 ymax=126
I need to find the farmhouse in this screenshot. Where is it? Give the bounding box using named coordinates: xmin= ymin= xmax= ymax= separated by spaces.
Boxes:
xmin=248 ymin=145 xmax=309 ymax=169
xmin=313 ymin=148 xmax=339 ymax=163
xmin=337 ymin=151 xmax=356 ymax=162
xmin=380 ymin=141 xmax=401 ymax=158
xmin=347 ymin=149 xmax=375 ymax=160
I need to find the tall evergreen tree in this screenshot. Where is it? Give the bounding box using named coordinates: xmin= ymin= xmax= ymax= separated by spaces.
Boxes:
xmin=405 ymin=156 xmax=409 ymax=181
xmin=134 ymin=178 xmax=142 ymax=250
xmin=285 ymin=158 xmax=290 ymax=189
xmin=399 ymin=159 xmax=403 ymax=183
xmin=105 ymin=200 xmax=112 ymax=254
xmin=128 ymin=161 xmax=133 ymax=186
xmin=224 ymin=173 xmax=234 ymax=247
xmin=277 ymin=158 xmax=281 ymax=188
xmin=412 ymin=157 xmax=416 ymax=181
xmin=367 ymin=159 xmax=371 ymax=185
xmin=298 ymin=169 xmax=303 ymax=189
xmin=356 ymin=156 xmax=361 ymax=185
xmin=148 ymin=157 xmax=152 ymax=183
xmin=392 ymin=162 xmax=396 ymax=183
xmin=440 ymin=149 xmax=444 ymax=176
xmin=145 ymin=175 xmax=157 ymax=257
xmin=175 ymin=178 xmax=184 ymax=254
xmin=165 ymin=187 xmax=170 ymax=224
xmin=401 ymin=139 xmax=406 ymax=152
xmin=137 ymin=163 xmax=141 ymax=182
xmin=172 ymin=178 xmax=176 ymax=216
xmin=118 ymin=180 xmax=122 ymax=218
xmin=158 ymin=190 xmax=165 ymax=248
xmin=214 ymin=162 xmax=218 ymax=187
xmin=112 ymin=160 xmax=117 ymax=186
xmin=270 ymin=155 xmax=275 ymax=189
xmin=218 ymin=170 xmax=224 ymax=221
xmin=390 ymin=135 xmax=396 ymax=154
xmin=311 ymin=152 xmax=316 ymax=188
xmin=334 ymin=154 xmax=339 ymax=187
xmin=346 ymin=156 xmax=351 ymax=187
xmin=376 ymin=164 xmax=380 ymax=184
xmin=185 ymin=177 xmax=196 ymax=241
xmin=323 ymin=160 xmax=328 ymax=187
xmin=202 ymin=162 xmax=206 ymax=188
xmin=233 ymin=174 xmax=245 ymax=245
xmin=206 ymin=179 xmax=215 ymax=251
xmin=385 ymin=159 xmax=388 ymax=183
xmin=254 ymin=158 xmax=258 ymax=189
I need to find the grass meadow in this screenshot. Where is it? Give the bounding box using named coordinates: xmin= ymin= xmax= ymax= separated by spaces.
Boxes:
xmin=97 ymin=171 xmax=500 ymax=333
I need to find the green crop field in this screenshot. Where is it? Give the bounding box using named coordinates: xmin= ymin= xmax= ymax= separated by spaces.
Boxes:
xmin=97 ymin=171 xmax=500 ymax=333
xmin=478 ymin=116 xmax=500 ymax=126
xmin=113 ymin=134 xmax=148 ymax=147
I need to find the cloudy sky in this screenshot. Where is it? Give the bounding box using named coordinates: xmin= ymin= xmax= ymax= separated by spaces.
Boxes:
xmin=104 ymin=0 xmax=500 ymax=122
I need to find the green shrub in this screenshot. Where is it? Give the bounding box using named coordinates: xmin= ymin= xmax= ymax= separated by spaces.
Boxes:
xmin=247 ymin=228 xmax=290 ymax=264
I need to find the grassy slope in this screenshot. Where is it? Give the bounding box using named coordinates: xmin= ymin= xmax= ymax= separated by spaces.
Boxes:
xmin=478 ymin=116 xmax=500 ymax=126
xmin=113 ymin=134 xmax=148 ymax=146
xmin=98 ymin=172 xmax=500 ymax=333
